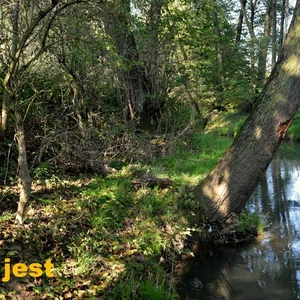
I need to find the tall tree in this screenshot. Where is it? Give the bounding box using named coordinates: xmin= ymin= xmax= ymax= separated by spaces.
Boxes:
xmin=257 ymin=0 xmax=272 ymax=83
xmin=1 ymin=0 xmax=82 ymax=224
xmin=101 ymin=0 xmax=152 ymax=124
xmin=236 ymin=0 xmax=246 ymax=43
xmin=194 ymin=0 xmax=300 ymax=223
xmin=271 ymin=0 xmax=278 ymax=67
xmin=280 ymin=0 xmax=290 ymax=48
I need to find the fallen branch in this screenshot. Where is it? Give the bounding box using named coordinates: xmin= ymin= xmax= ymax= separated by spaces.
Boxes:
xmin=131 ymin=171 xmax=173 ymax=189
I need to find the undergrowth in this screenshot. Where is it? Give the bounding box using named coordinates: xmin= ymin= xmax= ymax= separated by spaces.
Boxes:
xmin=0 ymin=111 xmax=260 ymax=299
xmin=237 ymin=212 xmax=264 ymax=235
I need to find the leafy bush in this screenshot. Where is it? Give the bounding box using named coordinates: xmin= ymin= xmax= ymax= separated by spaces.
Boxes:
xmin=237 ymin=212 xmax=264 ymax=234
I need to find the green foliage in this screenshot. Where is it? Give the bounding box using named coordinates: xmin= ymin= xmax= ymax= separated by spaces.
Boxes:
xmin=33 ymin=162 xmax=53 ymax=181
xmin=139 ymin=279 xmax=171 ymax=300
xmin=287 ymin=110 xmax=300 ymax=141
xmin=0 ymin=212 xmax=14 ymax=222
xmin=237 ymin=212 xmax=264 ymax=234
xmin=108 ymin=265 xmax=177 ymax=300
xmin=160 ymin=97 xmax=194 ymax=133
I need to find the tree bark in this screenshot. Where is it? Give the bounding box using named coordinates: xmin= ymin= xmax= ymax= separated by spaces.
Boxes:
xmin=257 ymin=0 xmax=272 ymax=84
xmin=211 ymin=0 xmax=226 ymax=103
xmin=280 ymin=0 xmax=289 ymax=48
xmin=0 ymin=90 xmax=9 ymax=138
xmin=236 ymin=0 xmax=246 ymax=43
xmin=15 ymin=99 xmax=32 ymax=224
xmin=271 ymin=0 xmax=278 ymax=67
xmin=194 ymin=0 xmax=300 ymax=223
xmin=147 ymin=0 xmax=163 ymax=96
xmin=102 ymin=0 xmax=149 ymax=123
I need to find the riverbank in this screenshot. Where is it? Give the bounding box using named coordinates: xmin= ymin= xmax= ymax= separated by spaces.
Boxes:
xmin=0 ymin=110 xmax=293 ymax=299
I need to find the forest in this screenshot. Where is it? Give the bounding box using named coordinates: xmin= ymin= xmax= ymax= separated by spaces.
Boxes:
xmin=1 ymin=0 xmax=300 ymax=298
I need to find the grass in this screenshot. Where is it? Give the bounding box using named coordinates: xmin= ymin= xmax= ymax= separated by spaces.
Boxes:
xmin=0 ymin=111 xmax=247 ymax=299
xmin=157 ymin=133 xmax=232 ymax=186
xmin=237 ymin=212 xmax=264 ymax=235
xmin=205 ymin=110 xmax=247 ymax=138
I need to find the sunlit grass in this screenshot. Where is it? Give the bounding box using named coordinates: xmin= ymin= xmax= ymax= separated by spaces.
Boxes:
xmin=156 ymin=133 xmax=232 ymax=186
xmin=206 ymin=111 xmax=247 ymax=137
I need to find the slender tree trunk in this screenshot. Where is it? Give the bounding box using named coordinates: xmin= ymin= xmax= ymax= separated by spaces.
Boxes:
xmin=0 ymin=90 xmax=9 ymax=138
xmin=236 ymin=0 xmax=246 ymax=43
xmin=257 ymin=0 xmax=272 ymax=84
xmin=272 ymin=0 xmax=277 ymax=67
xmin=249 ymin=0 xmax=258 ymax=87
xmin=5 ymin=0 xmax=32 ymax=224
xmin=212 ymin=7 xmax=226 ymax=97
xmin=194 ymin=0 xmax=300 ymax=223
xmin=280 ymin=0 xmax=289 ymax=48
xmin=147 ymin=0 xmax=163 ymax=95
xmin=14 ymin=99 xmax=32 ymax=224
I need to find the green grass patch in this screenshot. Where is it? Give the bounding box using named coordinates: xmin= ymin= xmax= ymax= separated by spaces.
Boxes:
xmin=237 ymin=212 xmax=264 ymax=235
xmin=156 ymin=133 xmax=232 ymax=186
xmin=206 ymin=111 xmax=247 ymax=137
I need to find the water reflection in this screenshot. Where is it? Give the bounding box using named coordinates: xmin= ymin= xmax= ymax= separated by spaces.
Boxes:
xmin=178 ymin=144 xmax=300 ymax=299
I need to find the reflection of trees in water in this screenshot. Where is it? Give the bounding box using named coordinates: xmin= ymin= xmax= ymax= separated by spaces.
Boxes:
xmin=244 ymin=154 xmax=300 ymax=299
xmin=177 ymin=254 xmax=232 ymax=300
xmin=179 ymin=151 xmax=300 ymax=300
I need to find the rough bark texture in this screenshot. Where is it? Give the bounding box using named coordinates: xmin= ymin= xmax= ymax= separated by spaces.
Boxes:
xmin=236 ymin=0 xmax=246 ymax=43
xmin=0 ymin=90 xmax=9 ymax=138
xmin=194 ymin=0 xmax=300 ymax=222
xmin=280 ymin=0 xmax=289 ymax=47
xmin=15 ymin=100 xmax=32 ymax=224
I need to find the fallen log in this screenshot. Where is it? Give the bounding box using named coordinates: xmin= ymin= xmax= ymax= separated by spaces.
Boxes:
xmin=131 ymin=171 xmax=173 ymax=189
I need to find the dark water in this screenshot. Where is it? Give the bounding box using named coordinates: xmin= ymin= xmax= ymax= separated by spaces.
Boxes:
xmin=178 ymin=143 xmax=300 ymax=300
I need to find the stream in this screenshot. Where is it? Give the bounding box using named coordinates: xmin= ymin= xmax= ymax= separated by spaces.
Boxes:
xmin=178 ymin=142 xmax=300 ymax=300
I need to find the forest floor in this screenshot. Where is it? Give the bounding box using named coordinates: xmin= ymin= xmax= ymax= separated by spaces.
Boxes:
xmin=0 ymin=111 xmax=278 ymax=299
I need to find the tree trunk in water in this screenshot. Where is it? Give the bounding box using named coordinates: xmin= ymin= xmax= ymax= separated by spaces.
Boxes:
xmin=194 ymin=0 xmax=300 ymax=223
xmin=15 ymin=100 xmax=32 ymax=224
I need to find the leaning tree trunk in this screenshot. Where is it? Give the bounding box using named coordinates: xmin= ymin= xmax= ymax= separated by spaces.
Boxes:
xmin=194 ymin=0 xmax=300 ymax=223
